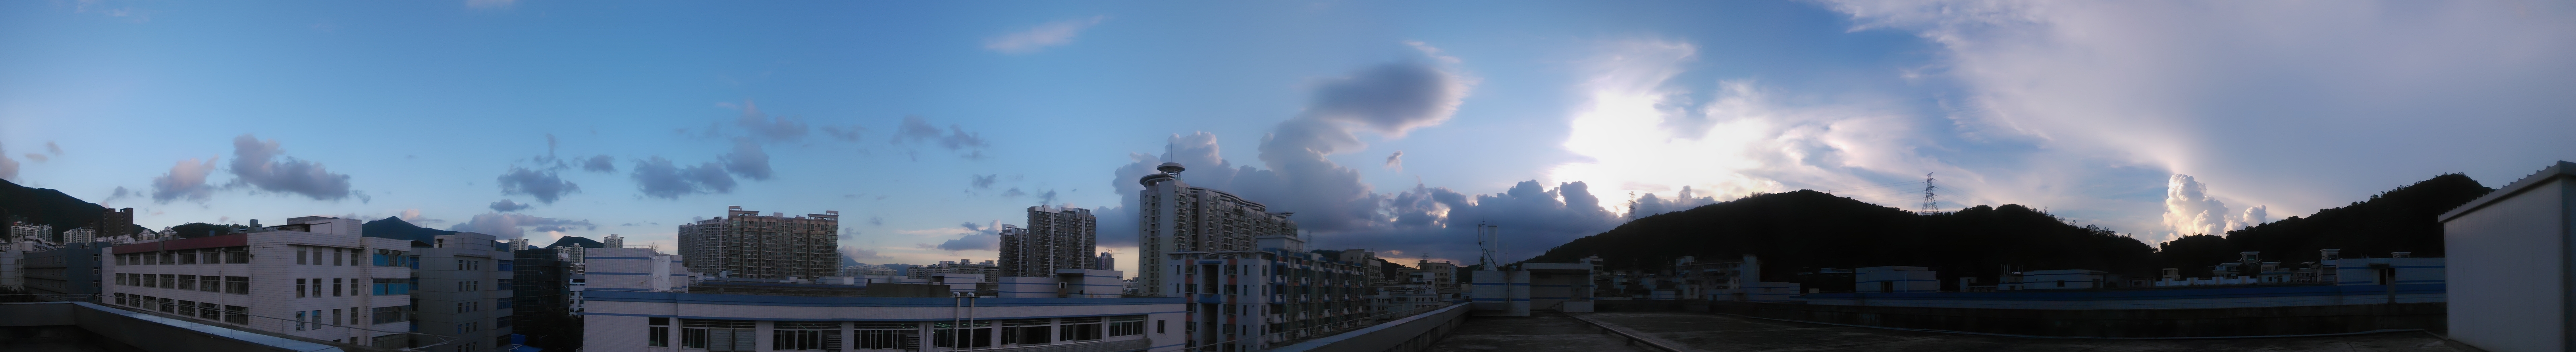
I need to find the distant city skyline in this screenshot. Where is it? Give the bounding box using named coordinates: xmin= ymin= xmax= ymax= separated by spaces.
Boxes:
xmin=4 ymin=1 xmax=2572 ymax=270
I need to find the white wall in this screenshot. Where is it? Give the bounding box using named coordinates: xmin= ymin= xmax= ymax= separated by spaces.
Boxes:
xmin=2444 ymin=176 xmax=2572 ymax=352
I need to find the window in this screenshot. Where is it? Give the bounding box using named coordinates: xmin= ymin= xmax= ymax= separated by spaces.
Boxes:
xmin=647 ymin=317 xmax=670 ymax=347
xmin=224 ymin=306 xmax=249 ymax=324
xmin=297 ymin=247 xmax=309 ymax=265
xmin=375 ymin=278 xmax=410 ymax=295
xmin=374 ymin=306 xmax=407 ymax=324
xmin=457 ymin=280 xmax=481 ymax=292
xmin=312 ymin=278 xmax=323 ymax=297
xmin=1060 ymin=317 xmax=1104 ymax=341
xmin=297 ymin=279 xmax=307 ymax=298
xmin=297 ymin=311 xmax=309 ymax=331
xmin=852 ymin=322 xmax=916 ymax=350
xmin=458 ymin=260 xmax=480 ymax=271
xmin=226 ymin=277 xmax=250 ymax=294
xmin=772 ymin=322 xmax=841 ymax=350
xmin=497 ymin=300 xmax=511 ymax=309
xmin=1157 ymin=319 xmax=1166 ymax=334
xmin=333 ymin=279 xmax=344 ymax=296
xmin=932 ymin=321 xmax=993 ymax=348
xmin=681 ymin=319 xmax=757 ymax=351
xmin=374 ymin=249 xmax=411 ymax=267
xmin=199 ymin=276 xmax=220 ymax=292
xmin=332 ymin=248 xmax=345 ymax=266
xmin=227 ymin=247 xmax=250 ymax=264
xmin=498 ymin=260 xmax=514 ymax=272
xmin=179 ymin=249 xmax=197 ymax=264
xmin=456 ymin=302 xmax=479 ymax=313
xmin=161 ymin=274 xmax=176 ymax=288
xmin=1002 ymin=319 xmax=1051 ymax=345
xmin=332 ymin=308 xmax=344 ymax=326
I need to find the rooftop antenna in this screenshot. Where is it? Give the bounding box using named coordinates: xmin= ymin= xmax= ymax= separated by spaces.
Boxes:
xmin=1921 ymin=172 xmax=1939 ymax=213
xmin=1476 ymin=223 xmax=1502 ymax=269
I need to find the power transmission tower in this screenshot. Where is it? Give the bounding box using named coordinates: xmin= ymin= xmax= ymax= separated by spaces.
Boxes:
xmin=1921 ymin=172 xmax=1938 ymax=213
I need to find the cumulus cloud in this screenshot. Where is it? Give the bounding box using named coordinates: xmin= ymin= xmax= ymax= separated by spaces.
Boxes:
xmin=150 ymin=158 xmax=219 ymax=203
xmin=721 ymin=138 xmax=772 ymax=180
xmin=497 ymin=167 xmax=580 ymax=203
xmin=984 ymin=16 xmax=1106 ymax=54
xmin=630 ymin=157 xmax=738 ymax=199
xmin=489 ymin=199 xmax=533 ymax=212
xmin=2160 ymin=174 xmax=2266 ymax=241
xmin=1819 ymin=0 xmax=2576 ymax=233
xmin=449 ymin=212 xmax=597 ymax=240
xmin=732 ymin=101 xmax=809 ymax=142
xmin=1627 ymin=186 xmax=1722 ymax=219
xmin=892 ymin=116 xmax=989 ymax=156
xmin=226 ymin=134 xmax=355 ymax=201
xmin=580 ymin=155 xmax=616 ymax=172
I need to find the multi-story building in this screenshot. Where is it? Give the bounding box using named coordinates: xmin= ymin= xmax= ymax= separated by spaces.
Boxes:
xmin=0 ymin=238 xmax=44 ymax=290
xmin=677 ymin=207 xmax=839 ymax=280
xmin=20 ymin=241 xmax=108 ymax=302
xmin=1001 ymin=205 xmax=1099 ymax=278
xmin=505 ymin=238 xmax=531 ymax=251
xmin=580 ymin=267 xmax=1185 ymax=352
xmin=584 ymin=248 xmax=689 ymax=292
xmin=61 ymin=228 xmax=96 ymax=246
xmin=908 ymin=260 xmax=1001 ymax=283
xmin=1163 ymin=234 xmax=1380 ymax=351
xmin=100 ymin=216 xmax=416 ymax=348
xmin=1136 ymin=162 xmax=1300 ymax=297
xmin=11 ymin=222 xmax=53 ymax=244
xmin=603 ymin=234 xmax=625 ymax=249
xmin=510 ymin=247 xmax=577 ymax=351
xmin=97 ymin=207 xmax=134 ymax=241
xmin=414 ymin=232 xmax=517 ymax=351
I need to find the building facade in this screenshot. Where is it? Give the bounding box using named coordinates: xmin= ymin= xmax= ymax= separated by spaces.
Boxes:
xmin=907 ymin=260 xmax=1001 ymax=283
xmin=413 ymin=232 xmax=517 ymax=351
xmin=100 ymin=216 xmax=416 ymax=347
xmin=1162 ymin=234 xmax=1378 ymax=351
xmin=1136 ymin=162 xmax=1300 ymax=297
xmin=678 ymin=206 xmax=840 ymax=280
xmin=580 ymin=275 xmax=1185 ymax=352
xmin=19 ymin=241 xmax=108 ymax=302
xmin=510 ymin=247 xmax=578 ymax=351
xmin=1000 ymin=205 xmax=1099 ymax=278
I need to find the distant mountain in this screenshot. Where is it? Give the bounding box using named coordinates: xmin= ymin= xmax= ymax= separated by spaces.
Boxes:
xmin=2220 ymin=174 xmax=2491 ymax=262
xmin=362 ymin=217 xmax=456 ymax=244
xmin=0 ymin=178 xmax=111 ymax=240
xmin=1525 ymin=190 xmax=2160 ymax=281
xmin=545 ymin=236 xmax=604 ymax=249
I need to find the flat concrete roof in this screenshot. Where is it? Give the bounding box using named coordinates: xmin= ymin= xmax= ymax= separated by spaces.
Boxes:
xmin=1433 ymin=311 xmax=2470 ymax=352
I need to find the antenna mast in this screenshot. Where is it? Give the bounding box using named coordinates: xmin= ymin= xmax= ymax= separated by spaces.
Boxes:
xmin=1921 ymin=172 xmax=1938 ymax=213
xmin=1476 ymin=224 xmax=1502 ymax=269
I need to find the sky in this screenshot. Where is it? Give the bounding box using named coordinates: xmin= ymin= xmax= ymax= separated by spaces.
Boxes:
xmin=5 ymin=0 xmax=2573 ymax=274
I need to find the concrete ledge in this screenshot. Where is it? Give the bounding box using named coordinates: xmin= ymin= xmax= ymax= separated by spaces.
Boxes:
xmin=1270 ymin=303 xmax=1469 ymax=352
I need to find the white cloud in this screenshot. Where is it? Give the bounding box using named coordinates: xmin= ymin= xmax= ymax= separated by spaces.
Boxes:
xmin=2160 ymin=174 xmax=2266 ymax=241
xmin=1821 ymin=0 xmax=2576 ymax=229
xmin=984 ymin=16 xmax=1106 ymax=54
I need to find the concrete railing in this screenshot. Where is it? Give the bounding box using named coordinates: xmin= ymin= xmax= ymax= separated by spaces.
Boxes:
xmin=1562 ymin=313 xmax=1692 ymax=352
xmin=1 ymin=302 xmax=351 ymax=351
xmin=1267 ymin=303 xmax=1470 ymax=352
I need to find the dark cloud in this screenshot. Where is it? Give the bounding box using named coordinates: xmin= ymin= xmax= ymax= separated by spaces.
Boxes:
xmin=1627 ymin=186 xmax=1720 ymax=219
xmin=22 ymin=154 xmax=45 ymax=162
xmin=1038 ymin=190 xmax=1059 ymax=205
xmin=892 ymin=116 xmax=989 ymax=156
xmin=720 ymin=138 xmax=772 ymax=180
xmin=970 ymin=174 xmax=998 ymax=189
xmin=108 ymin=186 xmax=131 ymax=200
xmin=580 ymin=155 xmax=616 ymax=172
xmin=226 ymin=134 xmax=355 ymax=201
xmin=45 ymin=141 xmax=61 ymax=155
xmin=1002 ymin=188 xmax=1027 ymax=197
xmin=933 ymin=221 xmax=1001 ymax=251
xmin=841 ymin=246 xmax=886 ymax=260
xmin=733 ymin=101 xmax=810 ymax=141
xmin=1303 ymin=62 xmax=1470 ymax=136
xmin=448 ymin=212 xmax=598 ymax=240
xmin=489 ymin=199 xmax=532 ymax=212
xmin=150 ymin=158 xmax=219 ymax=203
xmin=1384 ymin=151 xmax=1403 ymax=170
xmin=497 ymin=167 xmax=580 ymax=203
xmin=630 ymin=157 xmax=737 ymax=199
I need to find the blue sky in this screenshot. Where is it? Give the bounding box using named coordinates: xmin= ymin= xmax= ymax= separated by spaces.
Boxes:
xmin=6 ymin=0 xmax=2573 ymax=271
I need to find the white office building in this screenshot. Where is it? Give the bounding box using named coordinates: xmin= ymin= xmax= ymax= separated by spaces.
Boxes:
xmin=100 ymin=216 xmax=416 ymax=348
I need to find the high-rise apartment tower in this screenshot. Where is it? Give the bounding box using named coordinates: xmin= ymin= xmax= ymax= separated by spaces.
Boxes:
xmin=677 ymin=207 xmax=839 ymax=279
xmin=1135 ymin=162 xmax=1299 ymax=296
xmin=999 ymin=205 xmax=1098 ymax=278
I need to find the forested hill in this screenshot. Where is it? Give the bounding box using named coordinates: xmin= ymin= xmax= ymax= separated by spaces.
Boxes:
xmin=1525 ymin=190 xmax=2159 ymax=280
xmin=2153 ymin=174 xmax=2491 ymax=275
xmin=1 ymin=178 xmax=114 ymax=240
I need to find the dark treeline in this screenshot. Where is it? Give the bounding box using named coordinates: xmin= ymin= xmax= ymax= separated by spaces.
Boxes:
xmin=0 ymin=178 xmax=123 ymax=240
xmin=1525 ymin=174 xmax=2493 ymax=283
